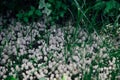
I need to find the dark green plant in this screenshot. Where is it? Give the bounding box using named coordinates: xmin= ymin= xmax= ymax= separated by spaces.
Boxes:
xmin=0 ymin=0 xmax=120 ymax=28
xmin=16 ymin=6 xmax=42 ymax=23
xmin=5 ymin=76 xmax=18 ymax=80
xmin=46 ymin=0 xmax=68 ymax=24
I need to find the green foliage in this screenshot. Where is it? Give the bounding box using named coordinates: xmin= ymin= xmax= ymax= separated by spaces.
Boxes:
xmin=62 ymin=74 xmax=67 ymax=80
xmin=0 ymin=0 xmax=119 ymax=28
xmin=16 ymin=6 xmax=42 ymax=23
xmin=47 ymin=0 xmax=68 ymax=21
xmin=5 ymin=76 xmax=18 ymax=80
xmin=38 ymin=0 xmax=51 ymax=16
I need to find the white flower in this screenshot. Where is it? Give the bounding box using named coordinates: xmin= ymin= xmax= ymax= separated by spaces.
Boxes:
xmin=29 ymin=76 xmax=33 ymax=80
xmin=44 ymin=56 xmax=48 ymax=61
xmin=48 ymin=62 xmax=53 ymax=68
xmin=22 ymin=72 xmax=26 ymax=77
xmin=0 ymin=72 xmax=3 ymax=76
xmin=67 ymin=77 xmax=72 ymax=80
xmin=46 ymin=78 xmax=50 ymax=80
xmin=75 ymin=77 xmax=79 ymax=80
xmin=53 ymin=78 xmax=57 ymax=80
xmin=1 ymin=59 xmax=6 ymax=64
xmin=15 ymin=65 xmax=20 ymax=71
xmin=63 ymin=67 xmax=67 ymax=72
xmin=27 ymin=62 xmax=33 ymax=67
xmin=9 ymin=72 xmax=13 ymax=76
xmin=93 ymin=65 xmax=98 ymax=69
xmin=11 ymin=67 xmax=14 ymax=72
xmin=43 ymin=69 xmax=48 ymax=74
xmin=56 ymin=73 xmax=59 ymax=78
xmin=59 ymin=69 xmax=63 ymax=73
xmin=43 ymin=46 xmax=47 ymax=55
xmin=112 ymin=57 xmax=116 ymax=63
xmin=3 ymin=75 xmax=7 ymax=79
xmin=22 ymin=59 xmax=28 ymax=63
xmin=37 ymin=64 xmax=41 ymax=67
xmin=25 ymin=65 xmax=28 ymax=70
xmin=55 ymin=70 xmax=59 ymax=74
xmin=26 ymin=70 xmax=30 ymax=75
xmin=100 ymin=68 xmax=103 ymax=71
xmin=85 ymin=59 xmax=91 ymax=65
xmin=72 ymin=55 xmax=79 ymax=62
xmin=50 ymin=74 xmax=54 ymax=79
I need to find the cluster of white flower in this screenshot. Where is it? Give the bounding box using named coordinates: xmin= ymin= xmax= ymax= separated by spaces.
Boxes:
xmin=0 ymin=22 xmax=119 ymax=80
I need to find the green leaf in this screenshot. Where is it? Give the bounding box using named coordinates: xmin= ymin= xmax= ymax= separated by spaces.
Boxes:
xmin=42 ymin=7 xmax=52 ymax=16
xmin=46 ymin=3 xmax=51 ymax=8
xmin=30 ymin=6 xmax=35 ymax=11
xmin=48 ymin=0 xmax=54 ymax=3
xmin=62 ymin=4 xmax=68 ymax=10
xmin=35 ymin=10 xmax=42 ymax=16
xmin=104 ymin=0 xmax=119 ymax=14
xmin=39 ymin=0 xmax=45 ymax=9
xmin=56 ymin=1 xmax=62 ymax=9
xmin=5 ymin=76 xmax=17 ymax=80
xmin=60 ymin=11 xmax=65 ymax=17
xmin=62 ymin=74 xmax=68 ymax=80
xmin=94 ymin=1 xmax=105 ymax=10
xmin=23 ymin=17 xmax=28 ymax=23
xmin=16 ymin=13 xmax=23 ymax=18
xmin=28 ymin=10 xmax=34 ymax=16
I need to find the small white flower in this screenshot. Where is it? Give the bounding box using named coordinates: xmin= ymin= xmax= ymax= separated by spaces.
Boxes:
xmin=43 ymin=69 xmax=48 ymax=74
xmin=93 ymin=65 xmax=98 ymax=69
xmin=100 ymin=68 xmax=103 ymax=71
xmin=29 ymin=76 xmax=33 ymax=80
xmin=72 ymin=55 xmax=79 ymax=62
xmin=26 ymin=70 xmax=30 ymax=75
xmin=1 ymin=59 xmax=6 ymax=64
xmin=48 ymin=63 xmax=53 ymax=69
xmin=56 ymin=73 xmax=59 ymax=78
xmin=0 ymin=72 xmax=4 ymax=76
xmin=112 ymin=57 xmax=116 ymax=63
xmin=44 ymin=56 xmax=48 ymax=61
xmin=36 ymin=74 xmax=41 ymax=79
xmin=50 ymin=74 xmax=54 ymax=79
xmin=22 ymin=72 xmax=26 ymax=77
xmin=3 ymin=54 xmax=9 ymax=60
xmin=3 ymin=75 xmax=7 ymax=79
xmin=15 ymin=65 xmax=20 ymax=71
xmin=55 ymin=70 xmax=59 ymax=74
xmin=75 ymin=77 xmax=79 ymax=80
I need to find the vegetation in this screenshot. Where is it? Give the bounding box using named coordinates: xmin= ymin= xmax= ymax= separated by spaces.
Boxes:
xmin=0 ymin=0 xmax=120 ymax=80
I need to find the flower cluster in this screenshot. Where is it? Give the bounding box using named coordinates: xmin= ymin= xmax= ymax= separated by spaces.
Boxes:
xmin=0 ymin=22 xmax=119 ymax=80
